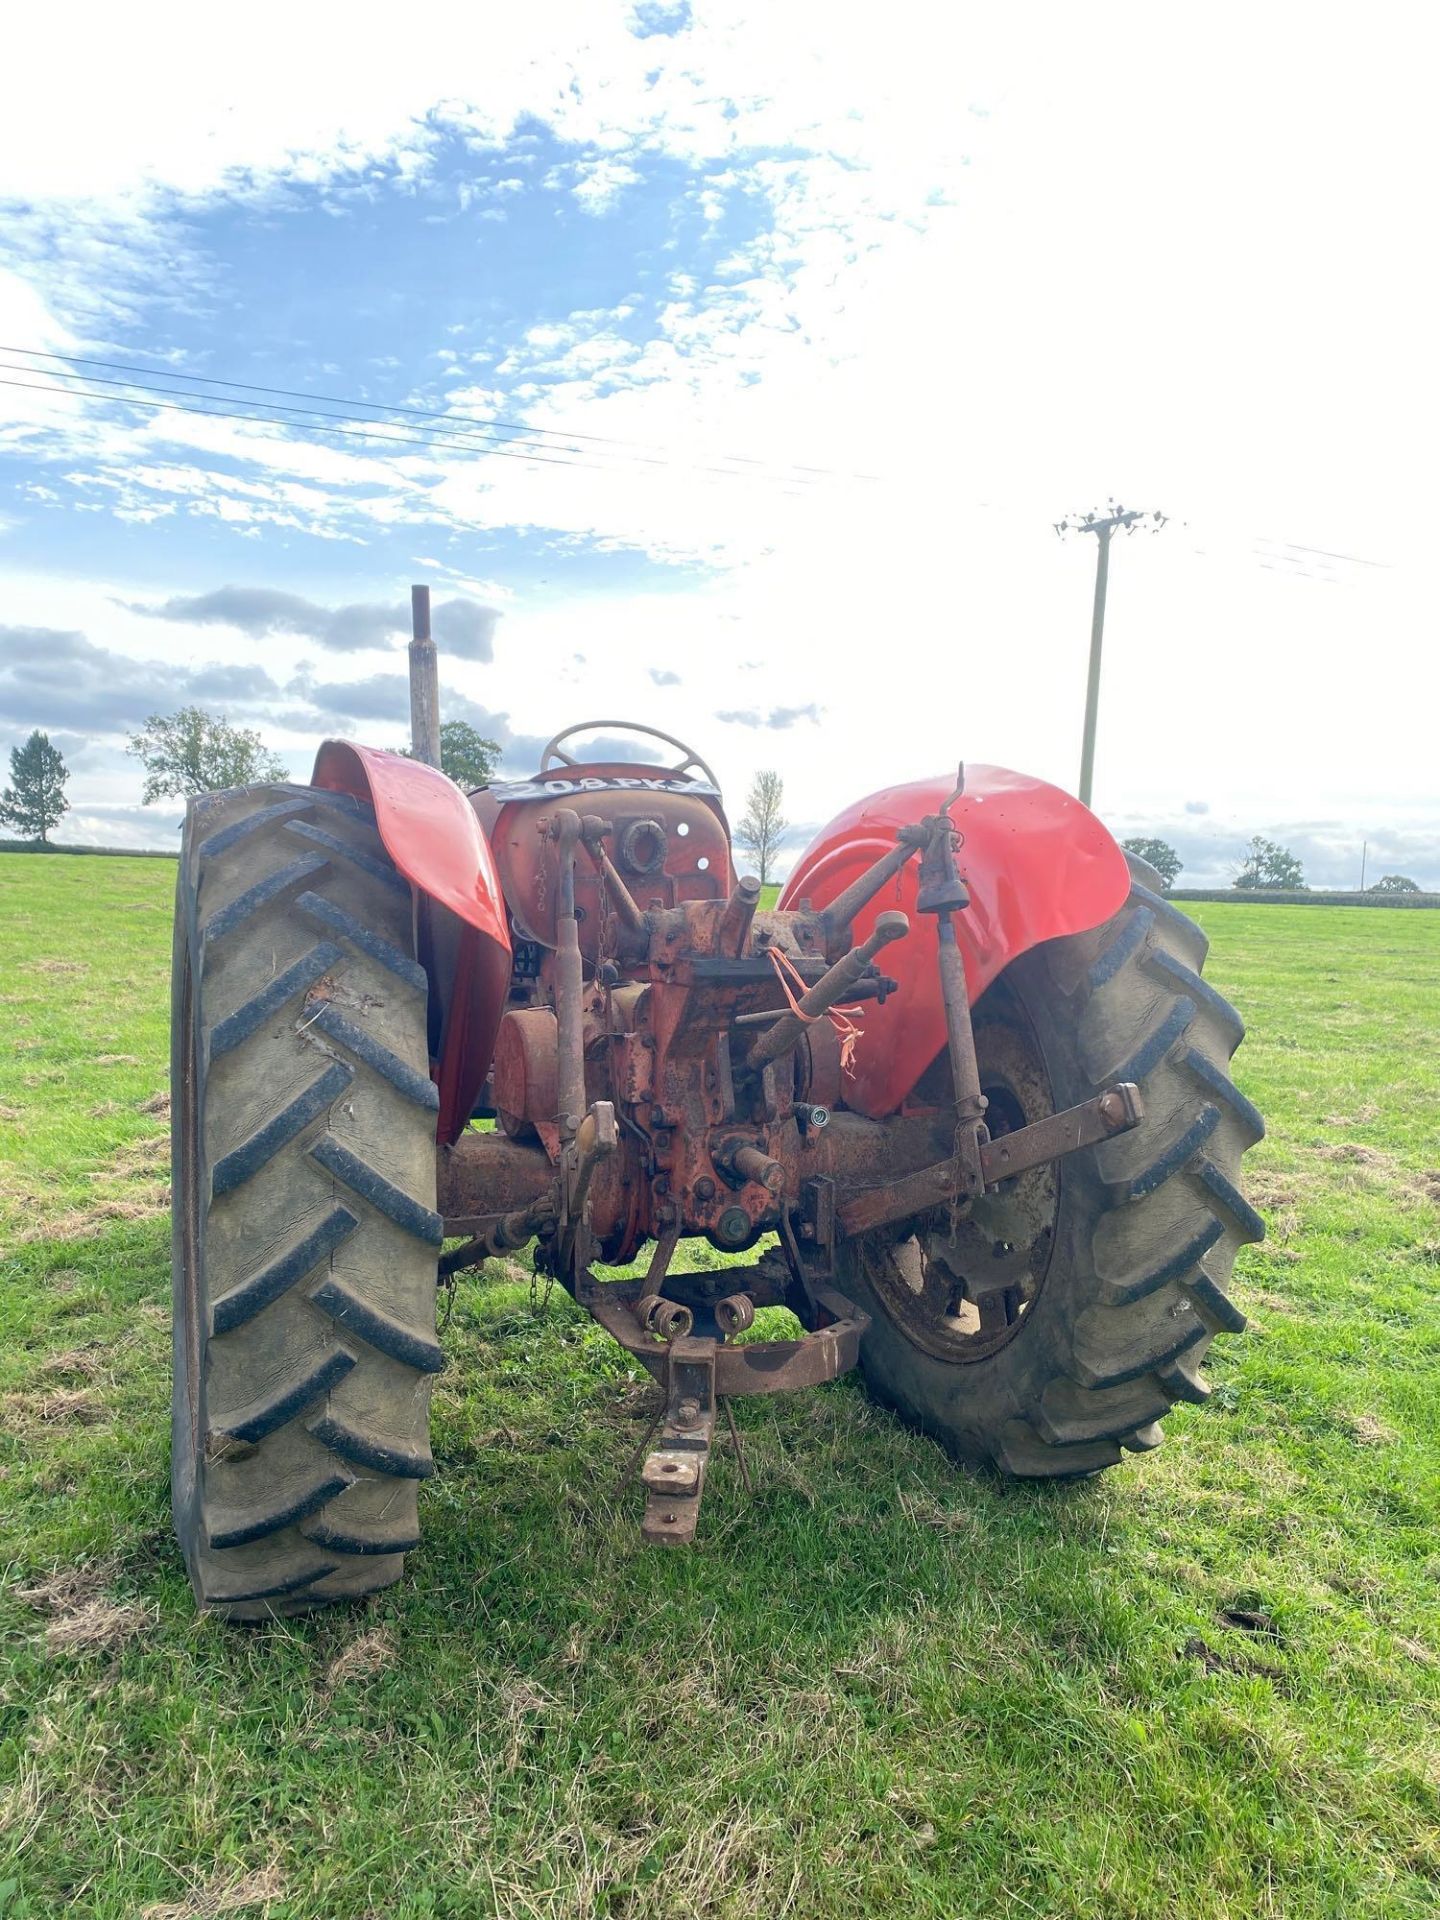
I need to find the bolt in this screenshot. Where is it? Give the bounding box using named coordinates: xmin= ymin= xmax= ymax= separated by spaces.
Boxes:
xmin=677 ymin=1397 xmax=702 ymax=1425
xmin=805 ymin=1104 xmax=830 ymax=1130
xmin=662 ymin=1511 xmax=678 ymax=1524
xmin=650 ymin=1106 xmax=667 ymax=1128
xmin=694 ymin=1176 xmax=716 ymax=1202
xmin=715 ymin=1205 xmax=752 ymax=1247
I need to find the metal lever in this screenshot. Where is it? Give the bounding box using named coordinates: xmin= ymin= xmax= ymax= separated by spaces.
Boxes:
xmin=747 ymin=911 xmax=910 ymax=1071
xmin=912 ymin=809 xmax=987 ymax=1199
xmin=579 ymin=815 xmax=648 ymax=937
xmin=550 ymin=809 xmax=587 ymax=1138
xmin=557 ymin=1099 xmax=617 ymax=1276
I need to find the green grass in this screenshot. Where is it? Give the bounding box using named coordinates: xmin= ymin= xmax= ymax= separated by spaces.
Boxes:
xmin=1 ymin=858 xmax=1437 ymax=1919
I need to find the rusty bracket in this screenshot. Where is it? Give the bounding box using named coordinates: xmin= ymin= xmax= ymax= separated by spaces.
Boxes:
xmin=587 ymin=1284 xmax=869 ymax=1398
xmin=836 ymin=1083 xmax=1144 ymax=1237
xmin=982 ymin=1082 xmax=1143 ymax=1180
xmin=641 ymin=1336 xmax=717 ymax=1546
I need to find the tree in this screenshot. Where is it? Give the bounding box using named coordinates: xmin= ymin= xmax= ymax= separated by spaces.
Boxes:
xmin=735 ymin=770 xmax=788 ymax=886
xmin=127 ymin=708 xmax=288 ymax=803
xmin=1233 ymin=835 xmax=1306 ymax=891
xmin=0 ymin=730 xmax=70 ymax=843
xmin=1121 ymin=835 xmax=1182 ymax=891
xmin=1369 ymin=873 xmax=1420 ymax=894
xmin=402 ymin=720 xmax=501 ymax=790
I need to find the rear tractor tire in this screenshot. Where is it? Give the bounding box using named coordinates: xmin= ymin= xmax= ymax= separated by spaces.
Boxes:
xmin=171 ymin=784 xmax=442 ymax=1619
xmin=843 ymin=868 xmax=1264 ymax=1477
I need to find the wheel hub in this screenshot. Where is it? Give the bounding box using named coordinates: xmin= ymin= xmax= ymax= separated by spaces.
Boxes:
xmin=871 ymin=989 xmax=1060 ymax=1362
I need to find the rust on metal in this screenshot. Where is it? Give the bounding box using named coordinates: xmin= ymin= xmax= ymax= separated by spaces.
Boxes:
xmin=416 ymin=722 xmax=1152 ymax=1545
xmin=746 ymin=911 xmax=908 ymax=1071
xmin=836 ymin=1084 xmax=1144 ymax=1237
xmin=437 ymin=1132 xmax=554 ymax=1231
xmin=980 ymin=1080 xmax=1142 ymax=1180
xmin=586 ymin=1285 xmax=870 ymax=1398
xmin=641 ymin=1336 xmax=717 ymax=1545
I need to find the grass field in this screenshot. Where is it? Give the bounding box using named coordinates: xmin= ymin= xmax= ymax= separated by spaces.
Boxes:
xmin=2 ymin=853 xmax=1438 ymax=1919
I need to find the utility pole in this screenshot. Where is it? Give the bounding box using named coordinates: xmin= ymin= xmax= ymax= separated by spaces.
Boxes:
xmin=408 ymin=583 xmax=441 ymax=769
xmin=1360 ymin=840 xmax=1368 ymax=893
xmin=1055 ymin=504 xmax=1167 ymax=807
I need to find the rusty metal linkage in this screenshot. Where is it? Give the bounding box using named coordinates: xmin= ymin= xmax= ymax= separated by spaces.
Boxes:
xmin=587 ymin=1284 xmax=870 ymax=1398
xmin=551 ymin=809 xmax=587 ymax=1137
xmin=837 ymin=1083 xmax=1144 ymax=1236
xmin=431 ymin=772 xmax=1151 ymax=1550
xmin=747 ymin=911 xmax=909 ymax=1071
xmin=589 ymin=1280 xmax=871 ymax=1539
xmin=912 ymin=785 xmax=989 ymax=1201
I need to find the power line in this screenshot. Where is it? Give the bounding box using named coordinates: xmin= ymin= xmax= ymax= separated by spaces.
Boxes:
xmin=0 ymin=370 xmax=828 ymax=493
xmin=0 ymin=343 xmax=876 ymax=486
xmin=0 ymin=373 xmax=600 ymax=474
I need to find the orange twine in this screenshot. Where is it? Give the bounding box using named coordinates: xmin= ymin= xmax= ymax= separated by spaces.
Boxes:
xmin=768 ymin=946 xmax=865 ymax=1076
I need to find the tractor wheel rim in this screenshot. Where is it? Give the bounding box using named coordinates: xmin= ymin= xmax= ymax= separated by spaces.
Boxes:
xmin=871 ymin=988 xmax=1061 ymax=1364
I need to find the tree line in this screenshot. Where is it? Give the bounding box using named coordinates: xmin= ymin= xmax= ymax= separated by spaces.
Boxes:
xmin=1121 ymin=834 xmax=1420 ymax=895
xmin=0 ymin=719 xmax=1426 ymax=897
xmin=1 ymin=712 xmax=502 ymax=844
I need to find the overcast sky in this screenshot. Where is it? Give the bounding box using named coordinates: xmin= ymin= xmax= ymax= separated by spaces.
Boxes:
xmin=1 ymin=1 xmax=1436 ymax=886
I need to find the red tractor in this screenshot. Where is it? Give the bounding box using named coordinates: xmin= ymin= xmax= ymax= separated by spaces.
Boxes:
xmin=171 ymin=721 xmax=1263 ymax=1617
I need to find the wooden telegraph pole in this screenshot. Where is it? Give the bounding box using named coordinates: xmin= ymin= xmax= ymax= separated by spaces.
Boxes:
xmin=1055 ymin=504 xmax=1167 ymax=807
xmin=409 ymin=583 xmax=441 ymax=769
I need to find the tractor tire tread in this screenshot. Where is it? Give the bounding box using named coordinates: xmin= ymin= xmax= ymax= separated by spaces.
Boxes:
xmin=283 ymin=819 xmax=409 ymax=896
xmin=295 ymin=891 xmax=427 ymax=993
xmin=202 ymin=854 xmax=330 ymax=944
xmin=845 ymin=877 xmax=1262 ymax=1480
xmin=171 ymin=783 xmax=440 ymax=1619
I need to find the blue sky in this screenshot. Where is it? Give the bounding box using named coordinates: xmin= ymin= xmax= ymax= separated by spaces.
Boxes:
xmin=1 ymin=1 xmax=1437 ymax=886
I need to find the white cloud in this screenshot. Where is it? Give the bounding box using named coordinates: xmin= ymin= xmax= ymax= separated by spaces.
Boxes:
xmin=1 ymin=4 xmax=1437 ymax=867
xmin=570 ymin=156 xmax=642 ymax=214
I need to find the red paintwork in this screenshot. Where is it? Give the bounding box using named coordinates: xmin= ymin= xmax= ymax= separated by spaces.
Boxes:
xmin=311 ymin=742 xmax=512 ymax=1142
xmin=779 ymin=766 xmax=1131 ymax=1119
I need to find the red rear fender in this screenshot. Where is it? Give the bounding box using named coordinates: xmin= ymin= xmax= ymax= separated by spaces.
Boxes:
xmin=311 ymin=742 xmax=511 ymax=1143
xmin=779 ymin=766 xmax=1130 ymax=1118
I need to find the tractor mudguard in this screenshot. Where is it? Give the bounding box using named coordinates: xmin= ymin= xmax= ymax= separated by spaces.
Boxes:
xmin=779 ymin=765 xmax=1131 ymax=1119
xmin=311 ymin=741 xmax=511 ymax=1142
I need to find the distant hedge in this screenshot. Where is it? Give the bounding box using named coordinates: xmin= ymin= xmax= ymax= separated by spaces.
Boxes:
xmin=1171 ymin=889 xmax=1440 ymax=908
xmin=0 ymin=840 xmax=178 ymax=859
